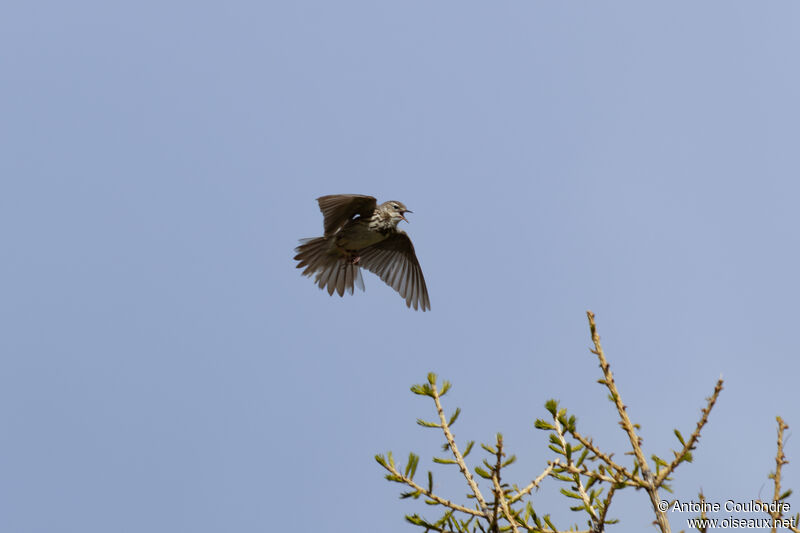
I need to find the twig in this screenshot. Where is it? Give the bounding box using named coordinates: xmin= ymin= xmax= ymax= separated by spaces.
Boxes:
xmin=509 ymin=462 xmax=557 ymax=504
xmin=376 ymin=459 xmax=486 ymax=517
xmin=696 ymin=490 xmax=709 ymax=533
xmin=555 ymin=462 xmax=638 ymax=488
xmin=655 ymin=379 xmax=724 ymax=486
xmin=431 ymin=380 xmax=491 ymax=517
xmin=553 ymin=412 xmax=600 ymax=526
xmin=492 ymin=473 xmax=521 ymax=533
xmin=756 ymin=417 xmax=799 ymax=533
xmin=587 ymin=311 xmax=670 ymax=533
xmin=490 ymin=436 xmax=504 ymax=531
xmin=595 ymin=482 xmax=618 ymax=533
xmin=569 ymin=429 xmax=640 ymax=486
xmin=772 ymin=417 xmax=788 ymax=512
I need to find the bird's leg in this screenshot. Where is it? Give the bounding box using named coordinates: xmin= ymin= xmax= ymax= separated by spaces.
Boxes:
xmin=341 ymin=250 xmax=360 ymax=266
xmin=342 ymin=248 xmax=361 ymax=264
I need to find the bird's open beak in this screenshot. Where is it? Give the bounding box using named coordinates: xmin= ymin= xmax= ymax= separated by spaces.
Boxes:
xmin=401 ymin=210 xmax=412 ymax=223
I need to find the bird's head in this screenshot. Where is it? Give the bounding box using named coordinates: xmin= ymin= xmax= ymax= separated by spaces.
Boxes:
xmin=381 ymin=201 xmax=412 ymax=226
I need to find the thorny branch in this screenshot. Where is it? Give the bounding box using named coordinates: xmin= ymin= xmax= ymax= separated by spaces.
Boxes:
xmin=431 ymin=380 xmax=491 ymax=517
xmin=377 ymin=312 xmax=757 ymax=533
xmin=756 ymin=417 xmax=799 ymax=533
xmin=552 ymin=410 xmax=600 ymax=527
xmin=587 ymin=311 xmax=671 ymax=533
xmin=655 ymin=379 xmax=723 ymax=486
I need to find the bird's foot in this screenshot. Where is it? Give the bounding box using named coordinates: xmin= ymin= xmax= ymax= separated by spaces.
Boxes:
xmin=350 ymin=255 xmax=361 ymax=265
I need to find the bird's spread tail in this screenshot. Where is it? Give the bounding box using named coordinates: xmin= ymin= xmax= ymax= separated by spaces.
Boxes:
xmin=294 ymin=237 xmax=365 ymax=297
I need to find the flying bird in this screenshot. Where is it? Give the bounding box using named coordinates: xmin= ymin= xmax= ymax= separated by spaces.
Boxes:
xmin=294 ymin=194 xmax=430 ymax=311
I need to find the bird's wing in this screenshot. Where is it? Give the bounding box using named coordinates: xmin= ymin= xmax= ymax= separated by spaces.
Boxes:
xmin=317 ymin=195 xmax=377 ymax=236
xmin=358 ymin=232 xmax=430 ymax=311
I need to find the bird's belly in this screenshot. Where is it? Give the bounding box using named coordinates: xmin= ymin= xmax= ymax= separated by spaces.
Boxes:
xmin=335 ymin=222 xmax=387 ymax=250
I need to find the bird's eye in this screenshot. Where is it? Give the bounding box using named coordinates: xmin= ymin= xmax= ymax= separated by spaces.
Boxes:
xmin=393 ymin=204 xmax=400 ymax=209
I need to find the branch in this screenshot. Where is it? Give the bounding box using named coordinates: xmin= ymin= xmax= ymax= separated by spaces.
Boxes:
xmin=596 ymin=482 xmax=618 ymax=533
xmin=568 ymin=429 xmax=641 ymax=486
xmin=772 ymin=417 xmax=789 ymax=507
xmin=509 ymin=461 xmax=556 ymax=504
xmin=655 ymin=378 xmax=724 ymax=486
xmin=376 ymin=456 xmax=485 ymax=518
xmin=552 ymin=411 xmax=600 ymax=526
xmin=490 ymin=436 xmax=503 ymax=531
xmin=555 ymin=462 xmax=638 ymax=488
xmin=492 ymin=473 xmax=521 ymax=533
xmin=431 ymin=379 xmax=491 ymax=517
xmin=756 ymin=417 xmax=799 ymax=533
xmin=587 ymin=311 xmax=671 ymax=533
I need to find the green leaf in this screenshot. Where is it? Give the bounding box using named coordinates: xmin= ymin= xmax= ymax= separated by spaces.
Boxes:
xmin=567 ymin=415 xmax=577 ymax=431
xmin=534 ymin=419 xmax=554 ymax=431
xmin=427 ymin=372 xmax=437 ymax=385
xmin=405 ymin=514 xmax=438 ymax=529
xmin=432 ymin=457 xmax=457 ymax=465
xmin=545 ymin=399 xmax=559 ymax=416
xmin=548 ymin=444 xmax=564 ymax=455
xmin=463 ymin=440 xmax=475 ymax=457
xmin=405 ymin=452 xmax=419 ymax=479
xmin=576 ymin=448 xmax=589 ymax=467
xmin=440 ymin=381 xmax=452 ymax=395
xmin=651 ymin=454 xmax=668 ymax=468
xmin=559 ymin=488 xmax=581 ymax=499
xmin=447 ymin=407 xmax=461 ymax=426
xmin=405 ymin=514 xmax=425 ymax=526
xmin=474 ymin=466 xmax=491 ymax=479
xmin=436 ymin=510 xmax=455 ymax=527
xmin=525 ymin=502 xmax=535 ymax=519
xmin=410 ymin=384 xmax=432 ymax=396
xmin=502 ymin=455 xmax=517 ymax=468
xmin=674 ymin=429 xmax=686 ymax=446
xmin=779 ymin=489 xmax=793 ymax=500
xmin=543 ymin=514 xmax=557 ymax=531
xmin=416 ymin=418 xmax=440 ymax=428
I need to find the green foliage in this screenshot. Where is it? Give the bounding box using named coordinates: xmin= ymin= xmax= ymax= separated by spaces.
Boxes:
xmin=377 ymin=321 xmax=791 ymax=533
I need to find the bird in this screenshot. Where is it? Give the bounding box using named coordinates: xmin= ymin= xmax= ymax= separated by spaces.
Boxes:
xmin=294 ymin=194 xmax=430 ymax=311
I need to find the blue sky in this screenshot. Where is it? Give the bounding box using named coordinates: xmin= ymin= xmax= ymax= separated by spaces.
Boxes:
xmin=2 ymin=2 xmax=799 ymax=532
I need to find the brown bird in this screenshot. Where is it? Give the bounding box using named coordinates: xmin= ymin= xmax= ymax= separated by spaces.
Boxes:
xmin=294 ymin=194 xmax=430 ymax=311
